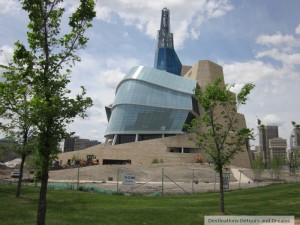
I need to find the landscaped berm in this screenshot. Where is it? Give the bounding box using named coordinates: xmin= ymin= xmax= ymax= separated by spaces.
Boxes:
xmin=0 ymin=183 xmax=299 ymax=225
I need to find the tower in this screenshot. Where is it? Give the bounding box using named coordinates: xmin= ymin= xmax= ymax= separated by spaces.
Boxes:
xmin=290 ymin=127 xmax=300 ymax=148
xmin=259 ymin=125 xmax=279 ymax=167
xmin=154 ymin=7 xmax=182 ymax=75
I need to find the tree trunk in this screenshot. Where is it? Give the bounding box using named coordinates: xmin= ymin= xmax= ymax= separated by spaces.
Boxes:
xmin=36 ymin=152 xmax=50 ymax=225
xmin=219 ymin=168 xmax=225 ymax=214
xmin=16 ymin=154 xmax=26 ymax=198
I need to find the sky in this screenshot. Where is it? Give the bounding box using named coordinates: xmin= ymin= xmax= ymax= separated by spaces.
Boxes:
xmin=0 ymin=0 xmax=300 ymax=148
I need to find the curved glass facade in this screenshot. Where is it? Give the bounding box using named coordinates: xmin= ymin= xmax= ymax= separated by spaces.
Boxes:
xmin=114 ymin=80 xmax=192 ymax=110
xmin=105 ymin=66 xmax=198 ymax=143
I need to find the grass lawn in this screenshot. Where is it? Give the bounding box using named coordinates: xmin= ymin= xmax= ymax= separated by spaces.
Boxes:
xmin=0 ymin=183 xmax=299 ymax=225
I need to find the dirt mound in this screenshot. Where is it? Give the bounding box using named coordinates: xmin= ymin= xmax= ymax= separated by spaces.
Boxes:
xmin=0 ymin=164 xmax=11 ymax=180
xmin=49 ymin=163 xmax=219 ymax=183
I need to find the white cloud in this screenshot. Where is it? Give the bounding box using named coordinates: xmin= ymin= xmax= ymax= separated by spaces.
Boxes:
xmin=0 ymin=0 xmax=20 ymax=14
xmin=256 ymin=49 xmax=300 ymax=66
xmin=263 ymin=79 xmax=287 ymax=94
xmin=101 ymin=69 xmax=125 ymax=89
xmin=0 ymin=45 xmax=14 ymax=81
xmin=0 ymin=45 xmax=14 ymax=65
xmin=190 ymin=28 xmax=200 ymax=40
xmin=10 ymin=0 xmax=232 ymax=49
xmin=69 ymin=53 xmax=139 ymax=90
xmin=256 ymin=32 xmax=299 ymax=47
xmin=94 ymin=0 xmax=233 ymax=48
xmin=223 ymin=60 xmax=278 ymax=84
xmin=205 ymin=0 xmax=233 ymax=18
xmin=229 ymin=83 xmax=244 ymax=94
xmin=105 ymin=57 xmax=140 ymax=70
xmin=262 ymin=114 xmax=284 ymax=126
xmin=95 ymin=4 xmax=113 ymax=23
xmin=253 ymin=24 xmax=300 ymax=80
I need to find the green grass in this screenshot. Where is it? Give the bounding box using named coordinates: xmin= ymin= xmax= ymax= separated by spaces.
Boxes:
xmin=0 ymin=183 xmax=299 ymax=225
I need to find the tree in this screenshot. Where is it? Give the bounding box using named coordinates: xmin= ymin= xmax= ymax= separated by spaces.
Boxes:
xmin=251 ymin=156 xmax=265 ymax=182
xmin=185 ymin=78 xmax=255 ymax=214
xmin=270 ymin=156 xmax=284 ymax=180
xmin=0 ymin=47 xmax=37 ymax=198
xmin=291 ymin=121 xmax=300 ymax=129
xmin=1 ymin=1 xmax=96 ymax=225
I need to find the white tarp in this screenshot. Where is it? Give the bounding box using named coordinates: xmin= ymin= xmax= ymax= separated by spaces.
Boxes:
xmin=4 ymin=158 xmax=21 ymax=168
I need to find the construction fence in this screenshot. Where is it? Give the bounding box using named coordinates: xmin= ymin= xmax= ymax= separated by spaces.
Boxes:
xmin=1 ymin=164 xmax=300 ymax=195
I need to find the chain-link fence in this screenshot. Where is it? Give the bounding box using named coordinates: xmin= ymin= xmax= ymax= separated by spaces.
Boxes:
xmin=1 ymin=164 xmax=300 ymax=195
xmin=240 ymin=168 xmax=300 ymax=183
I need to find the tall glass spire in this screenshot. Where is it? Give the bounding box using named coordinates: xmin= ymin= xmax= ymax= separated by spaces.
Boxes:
xmin=154 ymin=7 xmax=182 ymax=76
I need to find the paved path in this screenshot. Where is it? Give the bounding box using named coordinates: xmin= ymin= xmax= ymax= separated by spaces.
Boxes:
xmin=230 ymin=167 xmax=253 ymax=183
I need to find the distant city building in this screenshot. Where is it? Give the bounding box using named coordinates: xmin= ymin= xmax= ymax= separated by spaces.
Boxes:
xmin=63 ymin=136 xmax=101 ymax=152
xmin=63 ymin=136 xmax=78 ymax=152
xmin=269 ymin=138 xmax=287 ymax=161
xmin=74 ymin=138 xmax=91 ymax=151
xmin=90 ymin=140 xmax=101 ymax=147
xmin=290 ymin=128 xmax=300 ymax=149
xmin=252 ymin=146 xmax=264 ymax=160
xmin=259 ymin=125 xmax=279 ymax=167
xmin=289 ymin=127 xmax=300 ymax=169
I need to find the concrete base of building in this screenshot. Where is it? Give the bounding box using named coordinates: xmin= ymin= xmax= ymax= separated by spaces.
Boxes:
xmin=58 ymin=134 xmax=251 ymax=168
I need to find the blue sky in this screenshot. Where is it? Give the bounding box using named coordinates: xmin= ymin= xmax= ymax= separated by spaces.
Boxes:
xmin=1 ymin=0 xmax=300 ymax=148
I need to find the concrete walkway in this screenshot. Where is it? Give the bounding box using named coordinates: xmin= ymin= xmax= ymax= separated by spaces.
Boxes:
xmin=230 ymin=168 xmax=253 ymax=183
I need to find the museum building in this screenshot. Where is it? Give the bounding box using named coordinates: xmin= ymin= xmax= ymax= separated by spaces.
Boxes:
xmin=58 ymin=8 xmax=251 ymax=168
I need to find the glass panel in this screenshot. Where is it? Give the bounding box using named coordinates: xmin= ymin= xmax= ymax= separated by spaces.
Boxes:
xmin=105 ymin=105 xmax=189 ymax=135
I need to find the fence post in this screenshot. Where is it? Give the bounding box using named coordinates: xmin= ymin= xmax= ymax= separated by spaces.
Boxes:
xmin=162 ymin=167 xmax=164 ymax=196
xmin=117 ymin=166 xmax=119 ymax=194
xmin=77 ymin=164 xmax=80 ymax=191
xmin=214 ymin=172 xmax=216 ymax=192
xmin=192 ymin=169 xmax=195 ymax=194
xmin=239 ymin=170 xmax=241 ymax=189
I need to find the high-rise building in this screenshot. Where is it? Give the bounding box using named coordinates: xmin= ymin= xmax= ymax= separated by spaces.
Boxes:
xmin=269 ymin=138 xmax=287 ymax=161
xmin=259 ymin=125 xmax=279 ymax=167
xmin=290 ymin=128 xmax=300 ymax=149
xmin=90 ymin=140 xmax=101 ymax=147
xmin=74 ymin=138 xmax=91 ymax=151
xmin=63 ymin=136 xmax=78 ymax=152
xmin=63 ymin=136 xmax=101 ymax=152
xmin=289 ymin=127 xmax=300 ymax=167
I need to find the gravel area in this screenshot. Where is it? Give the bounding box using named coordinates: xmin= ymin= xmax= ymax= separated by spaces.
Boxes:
xmin=1 ymin=163 xmax=273 ymax=194
xmin=47 ymin=163 xmax=270 ymax=194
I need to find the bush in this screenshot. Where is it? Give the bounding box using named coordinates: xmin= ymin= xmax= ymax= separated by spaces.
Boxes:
xmin=151 ymin=158 xmax=164 ymax=164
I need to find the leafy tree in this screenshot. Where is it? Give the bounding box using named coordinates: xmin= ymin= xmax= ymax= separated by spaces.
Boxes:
xmin=185 ymin=78 xmax=255 ymax=214
xmin=291 ymin=121 xmax=300 ymax=129
xmin=0 ymin=46 xmax=37 ymax=198
xmin=1 ymin=1 xmax=96 ymax=225
xmin=270 ymin=156 xmax=284 ymax=180
xmin=251 ymin=156 xmax=265 ymax=181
